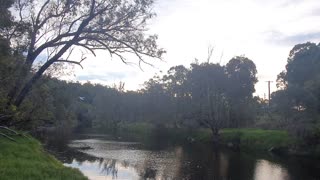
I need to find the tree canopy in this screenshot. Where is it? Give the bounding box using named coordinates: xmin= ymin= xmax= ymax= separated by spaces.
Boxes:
xmin=2 ymin=0 xmax=165 ymax=107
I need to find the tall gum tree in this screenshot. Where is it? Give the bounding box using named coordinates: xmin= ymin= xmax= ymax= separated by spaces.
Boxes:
xmin=188 ymin=62 xmax=230 ymax=145
xmin=2 ymin=0 xmax=165 ymax=107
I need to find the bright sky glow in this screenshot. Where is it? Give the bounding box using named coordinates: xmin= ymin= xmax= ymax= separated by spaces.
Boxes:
xmin=70 ymin=0 xmax=320 ymax=98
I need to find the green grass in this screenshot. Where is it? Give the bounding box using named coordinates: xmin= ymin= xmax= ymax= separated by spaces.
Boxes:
xmin=184 ymin=128 xmax=294 ymax=151
xmin=0 ymin=135 xmax=87 ymax=180
xmin=118 ymin=122 xmax=154 ymax=142
xmin=190 ymin=128 xmax=212 ymax=143
xmin=220 ymin=128 xmax=294 ymax=151
xmin=74 ymin=123 xmax=294 ymax=150
xmin=115 ymin=123 xmax=295 ymax=152
xmin=120 ymin=122 xmax=153 ymax=136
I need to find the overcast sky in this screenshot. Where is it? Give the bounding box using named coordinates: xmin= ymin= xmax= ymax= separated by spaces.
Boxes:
xmin=70 ymin=0 xmax=320 ymax=98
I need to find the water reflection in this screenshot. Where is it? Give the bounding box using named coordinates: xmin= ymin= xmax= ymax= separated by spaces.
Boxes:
xmin=65 ymin=139 xmax=183 ymax=179
xmin=66 ymin=159 xmax=139 ymax=180
xmin=254 ymin=160 xmax=289 ymax=180
xmin=62 ymin=138 xmax=320 ymax=180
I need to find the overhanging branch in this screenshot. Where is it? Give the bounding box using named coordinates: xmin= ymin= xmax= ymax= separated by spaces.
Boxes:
xmin=55 ymin=59 xmax=86 ymax=69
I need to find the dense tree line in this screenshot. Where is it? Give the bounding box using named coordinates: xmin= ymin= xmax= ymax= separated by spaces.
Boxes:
xmin=1 ymin=0 xmax=320 ymax=149
xmin=1 ymin=46 xmax=259 ymax=144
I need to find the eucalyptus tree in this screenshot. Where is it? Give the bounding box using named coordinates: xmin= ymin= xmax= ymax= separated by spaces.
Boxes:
xmin=162 ymin=65 xmax=190 ymax=127
xmin=225 ymin=56 xmax=258 ymax=127
xmin=90 ymin=84 xmax=123 ymax=132
xmin=188 ymin=62 xmax=230 ymax=144
xmin=273 ymin=42 xmax=320 ymax=139
xmin=3 ymin=0 xmax=165 ymax=107
xmin=142 ymin=75 xmax=174 ymax=125
xmin=276 ymin=42 xmax=320 ymax=114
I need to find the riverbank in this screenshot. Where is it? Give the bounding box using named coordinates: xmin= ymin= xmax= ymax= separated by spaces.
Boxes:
xmin=220 ymin=128 xmax=293 ymax=150
xmin=115 ymin=123 xmax=295 ymax=152
xmin=0 ymin=135 xmax=87 ymax=180
xmin=81 ymin=123 xmax=320 ymax=157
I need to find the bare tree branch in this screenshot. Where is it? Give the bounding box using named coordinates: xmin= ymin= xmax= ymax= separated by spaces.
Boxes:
xmin=0 ymin=133 xmax=16 ymax=142
xmin=35 ymin=0 xmax=51 ymax=27
xmin=0 ymin=126 xmax=19 ymax=135
xmin=6 ymin=0 xmax=164 ymax=106
xmin=55 ymin=59 xmax=85 ymax=69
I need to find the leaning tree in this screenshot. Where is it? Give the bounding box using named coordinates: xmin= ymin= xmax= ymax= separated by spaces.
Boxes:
xmin=2 ymin=0 xmax=165 ymax=108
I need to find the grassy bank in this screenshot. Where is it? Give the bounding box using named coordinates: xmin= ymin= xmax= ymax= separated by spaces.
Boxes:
xmin=0 ymin=135 xmax=87 ymax=180
xmin=220 ymin=128 xmax=294 ymax=151
xmin=117 ymin=123 xmax=294 ymax=151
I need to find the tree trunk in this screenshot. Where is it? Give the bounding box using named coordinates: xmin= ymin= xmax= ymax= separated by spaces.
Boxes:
xmin=7 ymin=53 xmax=37 ymax=106
xmin=13 ymin=60 xmax=53 ymax=107
xmin=211 ymin=127 xmax=220 ymax=147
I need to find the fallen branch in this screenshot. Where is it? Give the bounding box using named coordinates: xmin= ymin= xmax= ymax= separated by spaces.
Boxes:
xmin=0 ymin=126 xmax=31 ymax=140
xmin=0 ymin=114 xmax=13 ymax=120
xmin=0 ymin=126 xmax=19 ymax=135
xmin=0 ymin=132 xmax=16 ymax=142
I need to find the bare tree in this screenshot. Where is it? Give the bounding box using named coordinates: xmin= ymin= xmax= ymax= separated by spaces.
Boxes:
xmin=202 ymin=89 xmax=229 ymax=145
xmin=4 ymin=0 xmax=165 ymax=107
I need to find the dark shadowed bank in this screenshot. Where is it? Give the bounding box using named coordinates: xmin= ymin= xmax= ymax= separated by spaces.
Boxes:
xmin=0 ymin=135 xmax=87 ymax=180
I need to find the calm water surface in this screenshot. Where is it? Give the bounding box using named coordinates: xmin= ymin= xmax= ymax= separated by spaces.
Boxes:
xmin=60 ymin=137 xmax=320 ymax=180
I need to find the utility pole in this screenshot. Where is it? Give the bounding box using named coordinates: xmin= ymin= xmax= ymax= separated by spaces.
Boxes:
xmin=266 ymin=81 xmax=273 ymax=107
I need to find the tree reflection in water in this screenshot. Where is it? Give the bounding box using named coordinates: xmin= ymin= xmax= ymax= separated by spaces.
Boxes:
xmin=140 ymin=167 xmax=157 ymax=179
xmin=99 ymin=159 xmax=118 ymax=178
xmin=58 ymin=138 xmax=320 ymax=180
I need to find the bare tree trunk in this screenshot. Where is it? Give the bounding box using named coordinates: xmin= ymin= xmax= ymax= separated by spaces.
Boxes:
xmin=13 ymin=60 xmax=53 ymax=107
xmin=211 ymin=127 xmax=220 ymax=147
xmin=6 ymin=49 xmax=39 ymax=106
xmin=11 ymin=4 xmax=94 ymax=107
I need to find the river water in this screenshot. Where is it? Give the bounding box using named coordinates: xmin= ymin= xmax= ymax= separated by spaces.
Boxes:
xmin=59 ymin=136 xmax=320 ymax=180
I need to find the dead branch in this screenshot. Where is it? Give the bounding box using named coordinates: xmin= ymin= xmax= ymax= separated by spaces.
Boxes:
xmin=55 ymin=59 xmax=85 ymax=69
xmin=0 ymin=126 xmax=31 ymax=140
xmin=0 ymin=126 xmax=19 ymax=135
xmin=0 ymin=114 xmax=13 ymax=121
xmin=0 ymin=132 xmax=16 ymax=142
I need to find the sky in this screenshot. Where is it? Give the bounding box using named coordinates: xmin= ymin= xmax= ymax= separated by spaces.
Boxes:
xmin=69 ymin=0 xmax=320 ymax=98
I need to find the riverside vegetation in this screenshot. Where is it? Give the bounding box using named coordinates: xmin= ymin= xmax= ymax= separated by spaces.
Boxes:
xmin=108 ymin=123 xmax=294 ymax=152
xmin=0 ymin=0 xmax=320 ymax=179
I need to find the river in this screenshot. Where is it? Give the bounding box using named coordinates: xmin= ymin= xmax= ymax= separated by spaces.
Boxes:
xmin=56 ymin=135 xmax=320 ymax=180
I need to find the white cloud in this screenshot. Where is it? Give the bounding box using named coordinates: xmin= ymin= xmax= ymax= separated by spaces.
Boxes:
xmin=66 ymin=0 xmax=320 ymax=97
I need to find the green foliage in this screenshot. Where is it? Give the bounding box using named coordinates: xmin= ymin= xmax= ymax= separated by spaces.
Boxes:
xmin=0 ymin=0 xmax=14 ymax=29
xmin=226 ymin=56 xmax=258 ymax=99
xmin=138 ymin=56 xmax=258 ymax=132
xmin=0 ymin=136 xmax=87 ymax=180
xmin=189 ymin=128 xmax=212 ymax=143
xmin=120 ymin=122 xmax=153 ymax=136
xmin=275 ymin=42 xmax=320 ymax=113
xmin=271 ymin=42 xmax=320 ymax=149
xmin=118 ymin=122 xmax=155 ymax=143
xmin=1 ymin=55 xmax=259 ymax=135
